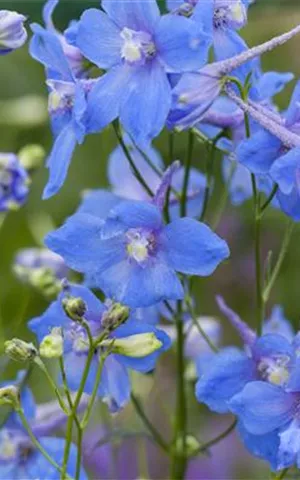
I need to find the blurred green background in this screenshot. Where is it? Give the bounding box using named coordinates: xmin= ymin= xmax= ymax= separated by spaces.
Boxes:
xmin=1 ymin=2 xmax=300 ymax=478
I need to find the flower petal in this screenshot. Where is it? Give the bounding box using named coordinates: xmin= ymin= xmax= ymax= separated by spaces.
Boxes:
xmin=237 ymin=129 xmax=282 ymax=175
xmin=270 ymin=147 xmax=300 ymax=195
xmin=120 ymin=61 xmax=171 ymax=147
xmin=238 ymin=422 xmax=281 ymax=471
xmin=75 ymin=9 xmax=122 ymax=69
xmin=102 ymin=0 xmax=160 ymax=32
xmin=43 ymin=122 xmax=77 ymax=199
xmin=196 ymin=347 xmax=256 ymax=413
xmin=155 ymin=15 xmax=210 ymax=72
xmin=99 ymin=355 xmax=131 ymax=413
xmin=229 ymin=382 xmax=296 ymax=435
xmin=160 ymin=218 xmax=229 ymax=276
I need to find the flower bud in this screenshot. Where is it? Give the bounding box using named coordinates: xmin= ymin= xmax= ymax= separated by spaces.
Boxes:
xmin=101 ymin=303 xmax=130 ymax=331
xmin=0 ymin=386 xmax=20 ymax=409
xmin=0 ymin=10 xmax=27 ymax=55
xmin=39 ymin=328 xmax=63 ymax=359
xmin=18 ymin=145 xmax=45 ymax=172
xmin=101 ymin=333 xmax=162 ymax=358
xmin=4 ymin=338 xmax=37 ymax=363
xmin=62 ymin=296 xmax=87 ymax=322
xmin=0 ymin=153 xmax=29 ymax=212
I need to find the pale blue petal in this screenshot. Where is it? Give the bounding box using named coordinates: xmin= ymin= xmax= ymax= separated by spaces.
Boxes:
xmin=42 ymin=0 xmax=59 ymax=30
xmin=160 ymin=218 xmax=229 ymax=276
xmin=43 ymin=122 xmax=77 ymax=199
xmin=155 ymin=15 xmax=210 ymax=72
xmin=30 ymin=23 xmax=73 ymax=81
xmin=75 ymin=9 xmax=121 ymax=69
xmin=102 ymin=0 xmax=160 ymax=32
xmin=86 ymin=64 xmax=132 ymax=133
xmin=45 ymin=213 xmax=126 ymax=273
xmin=166 ymin=0 xmax=182 ymax=11
xmin=286 ymin=80 xmax=300 ymax=127
xmin=229 ymin=382 xmax=295 ymax=435
xmin=277 ymin=188 xmax=300 ymax=222
xmin=120 ymin=61 xmax=171 ymax=147
xmin=192 ymin=0 xmax=214 ymax=35
xmin=254 ymin=72 xmax=294 ymax=103
xmin=94 ymin=258 xmax=184 ymax=308
xmin=278 ymin=421 xmax=300 ymax=469
xmin=196 ymin=347 xmax=256 ymax=413
xmin=99 ymin=355 xmax=131 ymax=412
xmin=213 ymin=29 xmax=250 ymax=81
xmin=252 ymin=333 xmax=294 ymax=363
xmin=237 ymin=129 xmax=282 ymax=175
xmin=238 ymin=422 xmax=281 ymax=471
xmin=107 ymin=200 xmax=163 ymax=230
xmin=270 ymin=147 xmax=300 ymax=195
xmin=263 ymin=305 xmax=294 ymax=342
xmin=63 ymin=352 xmax=99 ymax=395
xmin=78 ymin=190 xmax=122 ymax=218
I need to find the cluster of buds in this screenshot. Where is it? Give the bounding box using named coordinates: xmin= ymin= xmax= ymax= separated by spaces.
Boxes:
xmin=101 ymin=302 xmax=130 ymax=332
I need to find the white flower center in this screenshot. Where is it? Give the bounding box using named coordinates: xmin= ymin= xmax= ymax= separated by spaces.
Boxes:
xmin=120 ymin=27 xmax=156 ymax=65
xmin=126 ymin=230 xmax=154 ymax=263
xmin=258 ymin=355 xmax=291 ymax=386
xmin=0 ymin=431 xmax=17 ymax=461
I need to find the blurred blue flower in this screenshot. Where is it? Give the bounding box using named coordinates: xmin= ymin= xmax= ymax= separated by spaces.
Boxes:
xmin=0 ymin=10 xmax=27 ymax=55
xmin=66 ymin=0 xmax=211 ymax=146
xmin=0 ymin=372 xmax=84 ymax=480
xmin=0 ymin=153 xmax=29 ymax=212
xmin=29 ymin=284 xmax=171 ymax=412
xmin=45 ymin=199 xmax=229 ymax=308
xmin=14 ymin=248 xmax=68 ymax=283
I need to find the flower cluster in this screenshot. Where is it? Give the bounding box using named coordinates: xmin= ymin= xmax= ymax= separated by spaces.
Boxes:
xmin=2 ymin=0 xmax=300 ymax=478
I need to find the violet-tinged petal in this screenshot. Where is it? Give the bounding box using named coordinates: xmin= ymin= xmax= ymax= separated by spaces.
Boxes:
xmin=270 ymin=147 xmax=300 ymax=195
xmin=216 ymin=295 xmax=256 ymax=346
xmin=285 ymin=80 xmax=300 ymax=128
xmin=153 ymin=161 xmax=181 ymax=210
xmin=0 ymin=10 xmax=27 ymax=55
xmin=229 ymin=382 xmax=296 ymax=435
xmin=196 ymin=347 xmax=256 ymax=413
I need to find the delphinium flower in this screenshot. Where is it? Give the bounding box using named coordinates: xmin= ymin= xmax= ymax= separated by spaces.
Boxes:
xmin=0 ymin=10 xmax=27 ymax=55
xmin=45 ymin=164 xmax=229 ymax=307
xmin=66 ymin=0 xmax=211 ymax=147
xmin=29 ymin=24 xmax=98 ymax=198
xmin=0 ymin=372 xmax=84 ymax=479
xmin=196 ymin=297 xmax=298 ymax=469
xmin=0 ymin=153 xmax=29 ymax=212
xmin=169 ymin=23 xmax=300 ymax=131
xmin=229 ymin=356 xmax=300 ymax=471
xmin=29 ymin=283 xmax=171 ymax=412
xmin=167 ymin=0 xmax=250 ymax=62
xmin=13 ymin=248 xmax=68 ymax=297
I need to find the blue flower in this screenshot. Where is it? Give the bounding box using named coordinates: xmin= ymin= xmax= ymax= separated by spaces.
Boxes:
xmin=45 ymin=198 xmax=229 ymax=308
xmin=29 ymin=24 xmax=98 ymax=198
xmin=229 ymin=361 xmax=300 ymax=471
xmin=196 ymin=297 xmax=296 ymax=413
xmin=66 ymin=0 xmax=211 ymax=146
xmin=13 ymin=248 xmax=68 ymax=283
xmin=167 ymin=0 xmax=249 ymax=64
xmin=0 ymin=373 xmax=85 ymax=480
xmin=0 ymin=10 xmax=27 ymax=55
xmin=0 ymin=153 xmax=29 ymax=212
xmin=29 ymin=284 xmax=171 ymax=412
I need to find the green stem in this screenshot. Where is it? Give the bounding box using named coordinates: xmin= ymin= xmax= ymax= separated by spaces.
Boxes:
xmin=273 ymin=468 xmax=289 ymax=480
xmin=113 ymin=120 xmax=154 ymax=198
xmin=191 ymin=418 xmax=237 ymax=457
xmin=263 ymin=220 xmax=295 ymax=303
xmin=180 ymin=131 xmax=194 ymax=217
xmin=61 ymin=416 xmax=74 ymax=480
xmin=186 ymin=301 xmax=219 ymax=353
xmin=16 ymin=408 xmax=73 ymax=480
xmin=130 ymin=393 xmax=169 ymax=454
xmin=254 ymin=197 xmax=264 ymax=336
xmin=170 ymin=305 xmax=188 ymax=480
xmin=260 ymin=184 xmax=279 ymax=215
xmin=34 ymin=357 xmax=68 ymax=414
xmin=75 ymin=428 xmax=83 ymax=480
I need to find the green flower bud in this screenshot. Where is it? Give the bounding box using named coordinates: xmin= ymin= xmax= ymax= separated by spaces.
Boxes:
xmin=0 ymin=386 xmax=20 ymax=409
xmin=101 ymin=303 xmax=130 ymax=331
xmin=39 ymin=328 xmax=63 ymax=359
xmin=101 ymin=333 xmax=162 ymax=358
xmin=29 ymin=268 xmax=61 ymax=298
xmin=18 ymin=144 xmax=45 ymax=172
xmin=4 ymin=338 xmax=37 ymax=363
xmin=62 ymin=296 xmax=87 ymax=322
